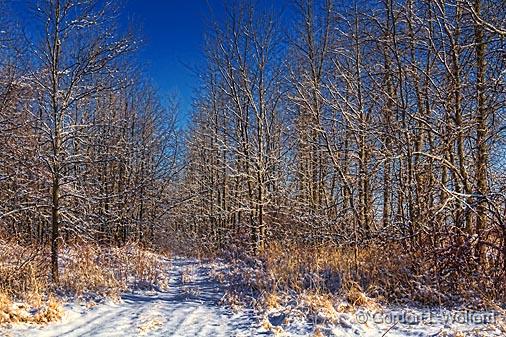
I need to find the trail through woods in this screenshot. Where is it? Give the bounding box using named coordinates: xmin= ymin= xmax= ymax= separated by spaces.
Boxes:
xmin=1 ymin=257 xmax=504 ymax=337
xmin=1 ymin=258 xmax=258 ymax=337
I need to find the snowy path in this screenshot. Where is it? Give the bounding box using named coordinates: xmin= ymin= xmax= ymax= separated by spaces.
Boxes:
xmin=1 ymin=258 xmax=259 ymax=337
xmin=2 ymin=257 xmax=504 ymax=337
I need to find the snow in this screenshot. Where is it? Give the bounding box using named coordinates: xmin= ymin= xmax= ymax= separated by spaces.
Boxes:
xmin=252 ymin=304 xmax=504 ymax=336
xmin=1 ymin=257 xmax=504 ymax=337
xmin=281 ymin=306 xmax=504 ymax=336
xmin=1 ymin=258 xmax=259 ymax=337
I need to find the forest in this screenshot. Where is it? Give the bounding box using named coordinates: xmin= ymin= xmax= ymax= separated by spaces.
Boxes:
xmin=0 ymin=0 xmax=505 ymax=335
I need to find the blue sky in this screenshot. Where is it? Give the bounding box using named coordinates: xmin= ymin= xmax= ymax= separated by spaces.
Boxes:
xmin=121 ymin=0 xmax=223 ymax=117
xmin=10 ymin=0 xmax=288 ymax=120
xmin=10 ymin=0 xmax=225 ymax=117
xmin=120 ymin=0 xmax=291 ymax=118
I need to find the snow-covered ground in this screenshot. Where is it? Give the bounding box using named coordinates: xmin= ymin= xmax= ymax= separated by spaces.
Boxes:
xmin=261 ymin=304 xmax=505 ymax=336
xmin=1 ymin=257 xmax=504 ymax=337
xmin=0 ymin=258 xmax=259 ymax=337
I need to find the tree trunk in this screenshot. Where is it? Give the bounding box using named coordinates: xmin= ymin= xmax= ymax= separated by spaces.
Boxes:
xmin=473 ymin=0 xmax=489 ymax=263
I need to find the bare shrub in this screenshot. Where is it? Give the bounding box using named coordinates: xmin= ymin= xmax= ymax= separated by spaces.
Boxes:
xmin=0 ymin=237 xmax=48 ymax=300
xmin=60 ymin=242 xmax=170 ymax=296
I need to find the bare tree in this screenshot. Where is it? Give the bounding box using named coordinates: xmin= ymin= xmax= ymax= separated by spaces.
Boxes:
xmin=29 ymin=0 xmax=135 ymax=282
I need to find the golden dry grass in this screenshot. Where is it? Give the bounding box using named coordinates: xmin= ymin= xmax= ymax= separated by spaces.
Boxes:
xmin=243 ymin=240 xmax=506 ymax=320
xmin=261 ymin=291 xmax=282 ymax=310
xmin=255 ymin=241 xmax=498 ymax=307
xmin=60 ymin=242 xmax=170 ymax=297
xmin=60 ymin=245 xmax=122 ymax=298
xmin=300 ymin=291 xmax=339 ymax=323
xmin=257 ymin=242 xmax=385 ymax=303
xmin=32 ymin=296 xmax=63 ymax=324
xmin=0 ymin=238 xmax=169 ymax=325
xmin=0 ymin=239 xmax=48 ymax=300
xmin=312 ymin=327 xmax=325 ymax=337
xmin=0 ymin=292 xmax=62 ymax=325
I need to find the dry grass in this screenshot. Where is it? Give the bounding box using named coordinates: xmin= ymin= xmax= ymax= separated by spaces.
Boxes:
xmin=253 ymin=241 xmax=502 ymax=307
xmin=0 ymin=237 xmax=63 ymax=325
xmin=219 ymin=290 xmax=243 ymax=312
xmin=254 ymin=242 xmax=385 ymax=306
xmin=60 ymin=245 xmax=122 ymax=298
xmin=0 ymin=292 xmax=62 ymax=325
xmin=0 ymin=238 xmax=170 ymax=325
xmin=312 ymin=327 xmax=325 ymax=337
xmin=0 ymin=238 xmax=48 ymax=301
xmin=180 ymin=266 xmax=195 ymax=284
xmin=300 ymin=291 xmax=339 ymax=323
xmin=220 ymin=243 xmax=383 ymax=327
xmin=60 ymin=242 xmax=170 ymax=297
xmin=345 ymin=283 xmax=377 ymax=308
xmin=32 ymin=296 xmax=63 ymax=324
xmin=219 ymin=240 xmax=504 ymax=328
xmin=260 ymin=291 xmax=282 ymax=310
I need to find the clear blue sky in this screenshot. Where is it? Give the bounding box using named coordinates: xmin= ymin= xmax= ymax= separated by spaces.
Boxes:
xmin=11 ymin=0 xmax=288 ymax=120
xmin=120 ymin=0 xmax=287 ymax=118
xmin=121 ymin=0 xmax=223 ymax=117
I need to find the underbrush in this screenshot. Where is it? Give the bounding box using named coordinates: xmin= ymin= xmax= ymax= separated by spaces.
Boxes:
xmin=218 ymin=244 xmax=381 ymax=319
xmin=0 ymin=237 xmax=170 ymax=325
xmin=223 ymin=242 xmax=504 ymax=306
xmin=60 ymin=242 xmax=170 ymax=298
xmin=215 ymin=241 xmax=505 ymax=333
xmin=0 ymin=292 xmax=63 ymax=325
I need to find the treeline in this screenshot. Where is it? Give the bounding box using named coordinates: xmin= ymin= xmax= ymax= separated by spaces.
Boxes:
xmin=0 ymin=0 xmax=180 ymax=282
xmin=1 ymin=0 xmax=505 ymax=301
xmin=176 ymin=0 xmax=505 ymax=298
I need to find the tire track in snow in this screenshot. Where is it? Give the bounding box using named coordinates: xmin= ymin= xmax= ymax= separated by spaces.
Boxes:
xmin=1 ymin=258 xmax=259 ymax=337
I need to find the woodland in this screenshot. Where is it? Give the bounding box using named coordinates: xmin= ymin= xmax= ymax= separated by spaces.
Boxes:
xmin=0 ymin=0 xmax=504 ymax=315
